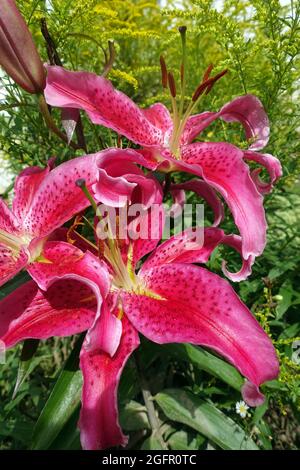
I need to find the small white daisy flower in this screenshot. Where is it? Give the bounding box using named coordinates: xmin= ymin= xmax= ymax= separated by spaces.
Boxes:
xmin=235 ymin=400 xmax=249 ymax=418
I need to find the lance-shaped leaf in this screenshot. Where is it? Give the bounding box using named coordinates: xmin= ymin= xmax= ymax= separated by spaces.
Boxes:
xmin=162 ymin=343 xmax=244 ymax=391
xmin=30 ymin=336 xmax=83 ymax=450
xmin=155 ymin=389 xmax=258 ymax=450
xmin=12 ymin=338 xmax=40 ymax=399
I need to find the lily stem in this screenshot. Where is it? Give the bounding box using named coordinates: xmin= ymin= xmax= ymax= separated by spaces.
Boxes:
xmin=135 ymin=352 xmax=167 ymax=449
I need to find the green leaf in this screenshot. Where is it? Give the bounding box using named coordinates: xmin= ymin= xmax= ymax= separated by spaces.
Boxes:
xmin=49 ymin=409 xmax=81 ymax=450
xmin=278 ymin=322 xmax=300 ymax=340
xmin=30 ymin=336 xmax=83 ymax=450
xmin=256 ymin=420 xmax=273 ymax=450
xmin=141 ymin=433 xmax=165 ymax=450
xmin=119 ymin=400 xmax=150 ymax=431
xmin=155 ymin=389 xmax=258 ymax=450
xmin=12 ymin=339 xmax=40 ymax=399
xmin=163 ymin=344 xmax=244 ymax=391
xmin=0 ymin=420 xmax=34 ymax=444
xmin=252 ymin=399 xmax=269 ymax=424
xmin=168 ymin=430 xmax=203 ymax=450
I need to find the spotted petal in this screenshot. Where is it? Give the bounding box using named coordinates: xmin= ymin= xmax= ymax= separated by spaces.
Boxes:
xmin=141 ymin=227 xmax=253 ymax=282
xmin=79 ymin=315 xmax=140 ymax=450
xmin=21 ymin=153 xmax=101 ymax=238
xmin=182 ymin=95 xmax=269 ymax=151
xmin=12 ymin=158 xmax=54 ymax=222
xmin=44 ymin=65 xmax=162 ymax=147
xmin=121 ymin=264 xmax=279 ymax=405
xmin=182 ymin=142 xmax=267 ymax=260
xmin=243 ymin=150 xmax=282 ymax=194
xmin=27 ymin=241 xmax=118 ymax=355
xmin=0 ymin=244 xmax=28 ymax=287
xmin=0 ymin=279 xmax=97 ymax=348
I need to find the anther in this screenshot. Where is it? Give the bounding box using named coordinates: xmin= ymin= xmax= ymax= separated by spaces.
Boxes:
xmin=160 ymin=55 xmax=168 ymax=89
xmin=168 ymin=72 xmax=177 ymax=98
xmin=202 ymin=63 xmax=214 ymax=82
xmin=205 ymin=69 xmax=228 ymax=95
xmin=192 ymin=68 xmax=228 ymax=101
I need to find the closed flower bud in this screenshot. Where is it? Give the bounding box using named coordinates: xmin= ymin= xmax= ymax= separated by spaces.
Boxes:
xmin=0 ymin=0 xmax=46 ymax=93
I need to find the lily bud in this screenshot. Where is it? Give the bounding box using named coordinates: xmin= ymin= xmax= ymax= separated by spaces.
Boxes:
xmin=0 ymin=0 xmax=46 ymax=93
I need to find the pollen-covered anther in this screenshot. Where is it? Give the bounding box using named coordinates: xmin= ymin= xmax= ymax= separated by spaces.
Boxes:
xmin=159 ymin=55 xmax=168 ymax=89
xmin=202 ymin=63 xmax=214 ymax=82
xmin=192 ymin=68 xmax=228 ymax=102
xmin=168 ymin=72 xmax=177 ymax=98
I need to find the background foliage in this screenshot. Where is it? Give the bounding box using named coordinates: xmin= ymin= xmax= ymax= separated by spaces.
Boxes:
xmin=0 ymin=0 xmax=299 ymax=450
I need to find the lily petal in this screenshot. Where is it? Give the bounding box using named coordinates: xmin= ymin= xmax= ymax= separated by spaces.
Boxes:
xmin=241 ymin=381 xmax=266 ymax=407
xmin=0 ymin=279 xmax=96 ymax=348
xmin=44 ymin=65 xmax=162 ymax=147
xmin=221 ymin=234 xmax=255 ymax=282
xmin=22 ymin=152 xmax=100 ymax=238
xmin=121 ymin=264 xmax=279 ymax=403
xmin=243 ymin=150 xmax=282 ymax=194
xmin=93 ymin=148 xmax=160 ymax=208
xmin=181 ymin=111 xmax=216 ymax=144
xmin=182 ymin=95 xmax=269 ymax=151
xmin=79 ymin=315 xmax=140 ymax=450
xmin=220 ymin=95 xmax=270 ymax=151
xmin=142 ymin=103 xmax=173 ymax=134
xmin=12 ymin=158 xmax=54 ymax=221
xmin=141 ymin=227 xmax=222 ymax=272
xmin=28 ymin=241 xmax=115 ymax=355
xmin=0 ymin=198 xmax=20 ymax=233
xmin=171 ymin=179 xmax=224 ymax=226
xmin=182 ymin=142 xmax=267 ymax=260
xmin=0 ymin=244 xmax=28 ymax=287
xmin=141 ymin=227 xmax=253 ymax=282
xmin=93 ymin=168 xmax=137 ymax=208
xmin=169 ymin=187 xmax=186 ymax=218
xmin=130 ymin=204 xmax=165 ymax=268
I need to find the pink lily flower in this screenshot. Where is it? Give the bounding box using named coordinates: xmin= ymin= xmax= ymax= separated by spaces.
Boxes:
xmin=0 ymin=148 xmax=151 ymax=287
xmin=44 ymin=65 xmax=282 ymax=263
xmin=0 ymin=219 xmax=279 ymax=449
xmin=0 ymin=155 xmax=102 ymax=287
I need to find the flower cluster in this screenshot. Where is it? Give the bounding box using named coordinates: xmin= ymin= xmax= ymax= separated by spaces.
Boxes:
xmin=0 ymin=1 xmax=282 ymax=450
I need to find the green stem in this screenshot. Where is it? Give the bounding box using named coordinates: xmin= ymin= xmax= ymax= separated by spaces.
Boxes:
xmin=38 ymin=95 xmax=80 ymax=150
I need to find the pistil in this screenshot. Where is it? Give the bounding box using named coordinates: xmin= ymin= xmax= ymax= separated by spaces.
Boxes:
xmin=161 ymin=27 xmax=227 ymax=158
